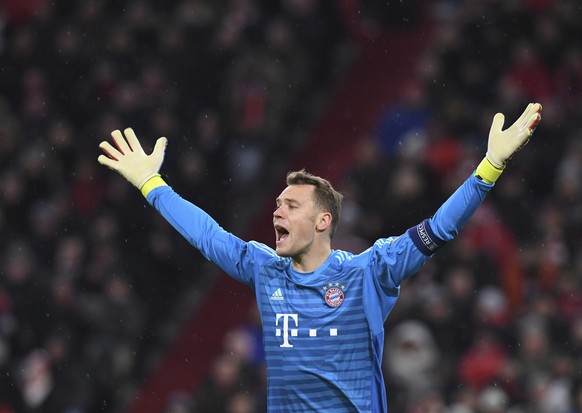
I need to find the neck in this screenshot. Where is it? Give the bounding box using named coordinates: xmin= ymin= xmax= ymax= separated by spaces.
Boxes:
xmin=291 ymin=244 xmax=332 ymax=273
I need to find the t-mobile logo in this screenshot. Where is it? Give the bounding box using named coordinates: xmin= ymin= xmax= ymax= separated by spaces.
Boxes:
xmin=275 ymin=313 xmax=338 ymax=348
xmin=275 ymin=313 xmax=298 ymax=348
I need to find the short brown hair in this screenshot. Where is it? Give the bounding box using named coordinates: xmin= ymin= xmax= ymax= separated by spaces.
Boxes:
xmin=286 ymin=170 xmax=343 ymax=239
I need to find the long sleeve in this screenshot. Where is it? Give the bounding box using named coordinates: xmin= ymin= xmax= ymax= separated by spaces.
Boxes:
xmin=429 ymin=174 xmax=494 ymax=241
xmin=405 ymin=174 xmax=493 ymax=255
xmin=146 ymin=185 xmax=258 ymax=286
xmin=370 ymin=173 xmax=494 ymax=290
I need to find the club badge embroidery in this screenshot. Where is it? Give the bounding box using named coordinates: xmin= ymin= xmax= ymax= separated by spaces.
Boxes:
xmin=323 ymin=282 xmax=345 ymax=308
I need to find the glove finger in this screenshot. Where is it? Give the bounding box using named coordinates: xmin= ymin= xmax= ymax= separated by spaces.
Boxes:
xmin=97 ymin=154 xmax=119 ymax=170
xmin=522 ymin=103 xmax=542 ymax=129
xmin=528 ymin=103 xmax=542 ymax=130
xmin=124 ymin=127 xmax=145 ymax=154
xmin=99 ymin=141 xmax=122 ymax=161
xmin=490 ymin=113 xmax=505 ymax=134
xmin=517 ymin=103 xmax=540 ymax=130
xmin=527 ymin=113 xmax=542 ymax=136
xmin=111 ymin=129 xmax=132 ymax=155
xmin=152 ymin=137 xmax=168 ymax=158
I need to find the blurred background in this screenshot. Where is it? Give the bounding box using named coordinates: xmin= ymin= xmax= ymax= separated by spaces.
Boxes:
xmin=0 ymin=0 xmax=581 ymax=412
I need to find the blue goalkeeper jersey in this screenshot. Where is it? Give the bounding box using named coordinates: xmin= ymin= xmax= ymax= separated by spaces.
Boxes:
xmin=146 ymin=174 xmax=493 ymax=413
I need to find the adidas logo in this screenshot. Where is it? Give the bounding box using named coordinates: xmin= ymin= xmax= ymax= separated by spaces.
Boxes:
xmin=270 ymin=288 xmax=284 ymax=301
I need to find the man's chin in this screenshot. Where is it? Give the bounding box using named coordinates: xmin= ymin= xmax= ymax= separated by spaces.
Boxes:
xmin=275 ymin=245 xmax=292 ymax=257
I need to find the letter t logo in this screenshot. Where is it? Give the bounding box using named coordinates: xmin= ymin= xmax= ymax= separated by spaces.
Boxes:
xmin=276 ymin=313 xmax=298 ymax=348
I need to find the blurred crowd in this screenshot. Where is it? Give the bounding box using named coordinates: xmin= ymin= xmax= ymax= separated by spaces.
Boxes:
xmin=353 ymin=2 xmax=582 ymax=412
xmin=1 ymin=0 xmax=582 ymax=413
xmin=0 ymin=0 xmax=347 ymax=412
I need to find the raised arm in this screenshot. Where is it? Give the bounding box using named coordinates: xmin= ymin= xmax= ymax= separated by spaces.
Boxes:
xmin=376 ymin=103 xmax=543 ymax=291
xmin=409 ymin=102 xmax=542 ymax=254
xmin=97 ymin=128 xmax=267 ymax=286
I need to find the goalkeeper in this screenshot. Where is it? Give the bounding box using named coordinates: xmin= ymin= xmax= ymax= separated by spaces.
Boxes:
xmin=98 ymin=103 xmax=541 ymax=413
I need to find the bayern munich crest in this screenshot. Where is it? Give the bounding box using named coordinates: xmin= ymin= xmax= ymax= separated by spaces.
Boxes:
xmin=323 ymin=283 xmax=345 ymax=308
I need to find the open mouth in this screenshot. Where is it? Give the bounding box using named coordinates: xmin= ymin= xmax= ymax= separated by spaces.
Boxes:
xmin=275 ymin=225 xmax=289 ymax=243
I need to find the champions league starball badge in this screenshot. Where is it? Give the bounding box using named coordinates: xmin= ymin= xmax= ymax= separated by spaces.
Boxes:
xmin=325 ymin=287 xmax=344 ymax=307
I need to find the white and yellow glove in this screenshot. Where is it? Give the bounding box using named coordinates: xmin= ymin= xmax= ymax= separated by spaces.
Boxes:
xmin=98 ymin=128 xmax=168 ymax=196
xmin=475 ymin=102 xmax=542 ymax=183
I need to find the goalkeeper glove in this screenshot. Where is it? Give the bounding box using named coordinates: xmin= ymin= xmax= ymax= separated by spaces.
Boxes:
xmin=98 ymin=128 xmax=168 ymax=192
xmin=476 ymin=102 xmax=542 ymax=183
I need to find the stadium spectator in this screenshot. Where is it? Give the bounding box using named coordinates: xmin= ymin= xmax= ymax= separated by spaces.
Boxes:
xmin=0 ymin=0 xmax=581 ymax=412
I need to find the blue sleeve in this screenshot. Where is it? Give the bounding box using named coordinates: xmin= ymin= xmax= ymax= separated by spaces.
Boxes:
xmin=429 ymin=174 xmax=493 ymax=241
xmin=368 ymin=236 xmax=429 ymax=293
xmin=146 ymin=186 xmax=275 ymax=288
xmin=371 ymin=174 xmax=494 ymax=291
xmin=406 ymin=174 xmax=493 ymax=255
xmin=360 ymin=236 xmax=428 ymax=327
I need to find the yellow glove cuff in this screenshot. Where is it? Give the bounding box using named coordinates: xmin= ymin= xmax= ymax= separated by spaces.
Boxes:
xmin=475 ymin=157 xmax=504 ymax=184
xmin=140 ymin=174 xmax=167 ymax=197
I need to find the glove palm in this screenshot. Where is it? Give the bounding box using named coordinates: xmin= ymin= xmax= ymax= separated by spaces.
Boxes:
xmin=486 ymin=102 xmax=542 ymax=169
xmin=98 ymin=128 xmax=167 ymax=189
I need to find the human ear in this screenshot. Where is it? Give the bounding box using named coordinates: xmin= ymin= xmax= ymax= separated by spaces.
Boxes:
xmin=315 ymin=212 xmax=332 ymax=233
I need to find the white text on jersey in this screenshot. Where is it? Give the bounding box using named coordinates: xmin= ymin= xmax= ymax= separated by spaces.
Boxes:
xmin=275 ymin=313 xmax=338 ymax=348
